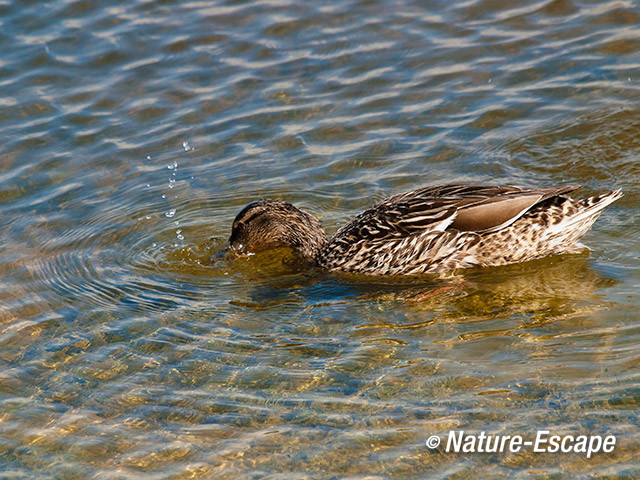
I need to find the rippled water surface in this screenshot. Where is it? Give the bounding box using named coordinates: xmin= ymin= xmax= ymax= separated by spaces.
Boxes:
xmin=1 ymin=0 xmax=639 ymax=478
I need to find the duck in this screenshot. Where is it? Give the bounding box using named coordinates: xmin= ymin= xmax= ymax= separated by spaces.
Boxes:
xmin=228 ymin=184 xmax=622 ymax=275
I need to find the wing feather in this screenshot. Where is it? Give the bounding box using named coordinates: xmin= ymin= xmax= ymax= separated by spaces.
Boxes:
xmin=330 ymin=184 xmax=581 ymax=242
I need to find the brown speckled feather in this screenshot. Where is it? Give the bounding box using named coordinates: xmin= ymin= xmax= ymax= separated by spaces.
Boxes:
xmin=316 ymin=184 xmax=621 ymax=275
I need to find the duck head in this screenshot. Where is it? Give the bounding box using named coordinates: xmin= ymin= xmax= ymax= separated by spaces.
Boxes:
xmin=229 ymin=199 xmax=327 ymax=261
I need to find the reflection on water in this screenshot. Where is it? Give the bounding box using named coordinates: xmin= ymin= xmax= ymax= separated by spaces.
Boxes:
xmin=1 ymin=0 xmax=639 ymax=477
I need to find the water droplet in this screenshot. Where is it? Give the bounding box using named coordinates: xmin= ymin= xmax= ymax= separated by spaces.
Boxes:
xmin=167 ymin=161 xmax=178 ymax=170
xmin=152 ymin=243 xmax=157 ymax=248
xmin=174 ymin=220 xmax=179 ymax=226
xmin=145 ymin=215 xmax=151 ymax=220
xmin=146 ymin=184 xmax=150 ymax=187
xmin=168 ymin=178 xmax=176 ymax=188
xmin=162 ymin=194 xmax=166 ymax=199
xmin=165 ymin=209 xmax=176 ymax=218
xmin=182 ymin=141 xmax=191 ymax=151
xmin=146 ymin=155 xmax=152 ymax=160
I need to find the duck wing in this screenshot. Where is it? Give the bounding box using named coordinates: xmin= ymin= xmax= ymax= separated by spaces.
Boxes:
xmin=333 ymin=184 xmax=581 ymax=242
xmin=447 ymin=184 xmax=581 ymax=232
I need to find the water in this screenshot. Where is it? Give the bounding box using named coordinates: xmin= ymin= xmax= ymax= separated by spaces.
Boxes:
xmin=1 ymin=0 xmax=639 ymax=478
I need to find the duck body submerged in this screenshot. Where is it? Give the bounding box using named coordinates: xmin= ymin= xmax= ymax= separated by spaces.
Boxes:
xmin=229 ymin=184 xmax=622 ymax=276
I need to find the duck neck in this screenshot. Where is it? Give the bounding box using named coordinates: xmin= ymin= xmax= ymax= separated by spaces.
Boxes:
xmin=285 ymin=215 xmax=327 ymax=262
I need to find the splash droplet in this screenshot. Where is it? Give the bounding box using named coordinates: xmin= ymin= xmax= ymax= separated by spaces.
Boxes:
xmin=165 ymin=209 xmax=176 ymax=218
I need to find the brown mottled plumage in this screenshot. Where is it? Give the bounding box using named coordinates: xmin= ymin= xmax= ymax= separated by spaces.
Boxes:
xmin=229 ymin=184 xmax=622 ymax=275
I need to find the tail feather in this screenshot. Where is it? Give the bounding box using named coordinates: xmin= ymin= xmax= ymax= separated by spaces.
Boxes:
xmin=548 ymin=189 xmax=623 ymax=244
xmin=567 ymin=189 xmax=622 ymax=228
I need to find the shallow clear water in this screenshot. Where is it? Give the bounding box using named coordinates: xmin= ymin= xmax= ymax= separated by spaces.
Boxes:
xmin=1 ymin=0 xmax=639 ymax=478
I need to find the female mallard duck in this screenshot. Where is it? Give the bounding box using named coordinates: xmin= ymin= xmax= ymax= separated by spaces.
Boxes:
xmin=229 ymin=184 xmax=622 ymax=275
